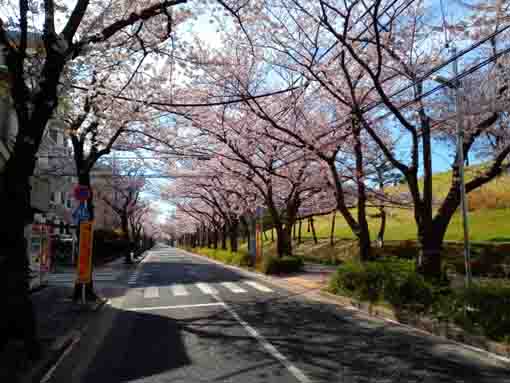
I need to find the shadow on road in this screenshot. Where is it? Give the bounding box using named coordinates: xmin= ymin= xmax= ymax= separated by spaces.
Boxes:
xmin=82 ymin=289 xmax=509 ymax=383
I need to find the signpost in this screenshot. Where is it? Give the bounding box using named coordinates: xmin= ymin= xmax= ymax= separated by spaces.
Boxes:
xmin=77 ymin=221 xmax=94 ymax=303
xmin=74 ymin=184 xmax=94 ymax=304
xmin=74 ymin=185 xmax=91 ymax=201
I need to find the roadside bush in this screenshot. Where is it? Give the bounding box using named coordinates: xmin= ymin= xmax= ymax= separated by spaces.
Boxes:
xmin=260 ymin=256 xmax=303 ymax=275
xmin=231 ymin=251 xmax=253 ymax=267
xmin=329 ymin=260 xmax=391 ymax=302
xmin=385 ymin=273 xmax=435 ymax=312
xmin=329 ymin=258 xmax=510 ymax=343
xmin=193 ymin=248 xmax=253 ymax=268
xmin=328 ymin=261 xmax=366 ymax=297
xmin=329 ymin=258 xmax=433 ymax=307
xmin=452 ymin=282 xmax=510 ymax=342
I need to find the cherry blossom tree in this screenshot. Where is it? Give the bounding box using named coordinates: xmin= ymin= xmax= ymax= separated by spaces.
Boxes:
xmin=0 ymin=0 xmax=253 ymax=356
xmin=100 ymin=165 xmax=145 ymax=242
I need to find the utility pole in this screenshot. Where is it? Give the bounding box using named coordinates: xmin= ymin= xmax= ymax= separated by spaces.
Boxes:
xmin=451 ymin=44 xmax=472 ymax=287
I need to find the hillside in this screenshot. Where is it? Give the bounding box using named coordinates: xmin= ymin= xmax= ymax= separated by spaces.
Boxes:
xmin=283 ymin=167 xmax=510 ymax=243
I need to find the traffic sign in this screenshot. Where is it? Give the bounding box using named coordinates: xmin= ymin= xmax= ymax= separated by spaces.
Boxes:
xmin=74 ymin=185 xmax=91 ymax=201
xmin=72 ymin=202 xmax=90 ymax=224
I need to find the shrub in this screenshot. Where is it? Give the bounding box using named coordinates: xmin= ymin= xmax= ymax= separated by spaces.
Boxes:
xmin=453 ymin=282 xmax=510 ymax=342
xmin=329 ymin=260 xmax=510 ymax=343
xmin=329 ymin=259 xmax=432 ymax=307
xmin=193 ymin=248 xmax=253 ymax=268
xmin=260 ymin=256 xmax=303 ymax=275
xmin=231 ymin=251 xmax=253 ymax=267
xmin=328 ymin=260 xmax=386 ymax=301
xmin=385 ymin=273 xmax=434 ymax=312
xmin=328 ymin=261 xmax=366 ymax=297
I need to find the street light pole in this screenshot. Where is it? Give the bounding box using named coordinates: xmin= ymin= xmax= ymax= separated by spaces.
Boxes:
xmin=451 ymin=44 xmax=472 ymax=287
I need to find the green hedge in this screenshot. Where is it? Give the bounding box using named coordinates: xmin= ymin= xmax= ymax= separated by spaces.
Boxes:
xmin=328 ymin=259 xmax=510 ymax=342
xmin=260 ymin=256 xmax=304 ymax=275
xmin=441 ymin=282 xmax=510 ymax=342
xmin=329 ymin=259 xmax=421 ymax=304
xmin=193 ymin=248 xmax=253 ymax=267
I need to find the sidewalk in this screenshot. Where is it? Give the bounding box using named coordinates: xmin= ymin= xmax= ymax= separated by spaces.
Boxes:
xmin=1 ymin=285 xmax=106 ymax=383
xmin=275 ymin=263 xmax=337 ymax=290
xmin=1 ymin=252 xmax=149 ymax=383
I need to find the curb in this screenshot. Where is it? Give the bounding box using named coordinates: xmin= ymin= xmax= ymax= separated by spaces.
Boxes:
xmin=316 ymin=290 xmax=510 ymax=364
xmin=23 ymin=299 xmax=108 ymax=383
xmin=181 ymin=249 xmax=510 ymax=366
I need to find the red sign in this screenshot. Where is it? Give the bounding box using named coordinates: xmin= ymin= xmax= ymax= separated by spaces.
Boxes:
xmin=74 ymin=185 xmax=91 ymax=201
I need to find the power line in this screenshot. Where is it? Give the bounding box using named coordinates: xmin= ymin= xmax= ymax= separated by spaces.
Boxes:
xmin=274 ymin=25 xmax=510 ymax=169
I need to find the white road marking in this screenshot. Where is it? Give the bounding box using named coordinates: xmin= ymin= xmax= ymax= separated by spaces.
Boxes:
xmin=171 ymin=284 xmax=189 ymax=296
xmin=244 ymin=281 xmax=273 ymax=293
xmin=128 ymin=303 xmax=224 ymax=311
xmin=221 ymin=282 xmax=247 ymax=293
xmin=143 ymin=286 xmax=159 ymax=299
xmin=40 ymin=334 xmax=81 ymax=383
xmin=211 ymin=293 xmax=312 ymax=383
xmin=196 ymin=282 xmax=217 ymax=295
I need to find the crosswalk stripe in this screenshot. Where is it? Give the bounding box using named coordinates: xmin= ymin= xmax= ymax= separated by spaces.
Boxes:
xmin=221 ymin=282 xmax=247 ymax=293
xmin=244 ymin=281 xmax=273 ymax=293
xmin=196 ymin=283 xmax=217 ymax=295
xmin=171 ymin=284 xmax=189 ymax=296
xmin=143 ymin=286 xmax=159 ymax=298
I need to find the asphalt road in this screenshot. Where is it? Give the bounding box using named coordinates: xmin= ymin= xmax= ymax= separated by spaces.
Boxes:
xmin=48 ymin=245 xmax=509 ymax=383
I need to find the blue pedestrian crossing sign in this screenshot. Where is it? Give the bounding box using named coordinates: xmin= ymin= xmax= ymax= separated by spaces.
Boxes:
xmin=72 ymin=202 xmax=90 ymax=224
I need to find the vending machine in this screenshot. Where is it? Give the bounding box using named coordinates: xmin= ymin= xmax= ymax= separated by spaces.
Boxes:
xmin=28 ymin=223 xmax=52 ymax=290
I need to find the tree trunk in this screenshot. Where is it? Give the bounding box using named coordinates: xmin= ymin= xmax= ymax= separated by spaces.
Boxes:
xmin=221 ymin=224 xmax=227 ymax=250
xmin=418 ymin=233 xmax=442 ymax=278
xmin=353 ymin=119 xmax=372 ymax=261
xmin=0 ymin=158 xmax=39 ymax=356
xmin=377 ymin=207 xmax=386 ymax=248
xmin=121 ymin=214 xmax=129 ymax=241
xmin=208 ymin=229 xmax=213 ymax=248
xmin=309 ymin=218 xmax=318 ymax=244
xmin=229 ymin=218 xmax=239 ymax=252
xmin=330 ymin=213 xmax=336 ymax=247
xmin=298 ymin=219 xmax=302 ymax=245
xmin=246 ymin=222 xmax=251 ymax=252
xmin=275 ymin=224 xmax=293 ymax=257
xmin=213 ymin=230 xmax=218 ymax=249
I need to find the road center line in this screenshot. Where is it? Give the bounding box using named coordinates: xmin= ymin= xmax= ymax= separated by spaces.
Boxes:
xmin=211 ymin=293 xmax=312 ymax=383
xmin=127 ymin=303 xmax=224 ymax=311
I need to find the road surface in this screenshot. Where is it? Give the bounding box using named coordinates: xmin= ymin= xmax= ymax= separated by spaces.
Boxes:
xmin=48 ymin=245 xmax=509 ymax=383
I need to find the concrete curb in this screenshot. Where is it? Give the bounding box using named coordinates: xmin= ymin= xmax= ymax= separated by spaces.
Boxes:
xmin=317 ymin=291 xmax=510 ymax=363
xmin=181 ymin=249 xmax=510 ymax=366
xmin=22 ymin=299 xmax=108 ymax=383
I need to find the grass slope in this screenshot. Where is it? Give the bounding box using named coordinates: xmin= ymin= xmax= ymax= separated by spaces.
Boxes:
xmin=273 ymin=167 xmax=510 ymax=243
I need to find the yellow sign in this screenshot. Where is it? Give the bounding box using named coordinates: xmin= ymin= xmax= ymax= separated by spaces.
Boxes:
xmin=77 ymin=221 xmax=94 ymax=284
xmin=256 ymin=222 xmax=263 ymax=262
